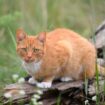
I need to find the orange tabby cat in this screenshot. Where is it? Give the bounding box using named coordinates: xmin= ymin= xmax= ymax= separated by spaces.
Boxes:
xmin=16 ymin=28 xmax=105 ymax=88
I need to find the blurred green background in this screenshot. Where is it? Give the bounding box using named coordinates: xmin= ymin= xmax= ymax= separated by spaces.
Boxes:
xmin=0 ymin=0 xmax=105 ymax=88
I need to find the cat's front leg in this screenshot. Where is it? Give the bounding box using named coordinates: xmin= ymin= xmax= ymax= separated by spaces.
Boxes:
xmin=36 ymin=76 xmax=54 ymax=88
xmin=28 ymin=77 xmax=37 ymax=85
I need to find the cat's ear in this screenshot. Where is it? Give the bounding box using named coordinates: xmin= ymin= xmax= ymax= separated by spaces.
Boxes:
xmin=37 ymin=32 xmax=46 ymax=43
xmin=16 ymin=29 xmax=27 ymax=42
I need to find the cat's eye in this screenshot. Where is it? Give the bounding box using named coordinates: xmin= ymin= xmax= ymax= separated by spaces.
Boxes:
xmin=21 ymin=48 xmax=27 ymax=51
xmin=33 ymin=48 xmax=40 ymax=52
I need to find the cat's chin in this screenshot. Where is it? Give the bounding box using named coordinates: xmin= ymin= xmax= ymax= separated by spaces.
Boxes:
xmin=23 ymin=59 xmax=38 ymax=63
xmin=24 ymin=60 xmax=34 ymax=63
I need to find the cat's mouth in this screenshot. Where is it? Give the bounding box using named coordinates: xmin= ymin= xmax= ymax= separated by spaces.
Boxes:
xmin=25 ymin=59 xmax=35 ymax=63
xmin=24 ymin=58 xmax=39 ymax=63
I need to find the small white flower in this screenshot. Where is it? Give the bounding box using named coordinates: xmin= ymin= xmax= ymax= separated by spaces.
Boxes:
xmin=38 ymin=101 xmax=43 ymax=105
xmin=31 ymin=98 xmax=37 ymax=104
xmin=85 ymin=100 xmax=89 ymax=105
xmin=31 ymin=98 xmax=37 ymax=102
xmin=36 ymin=90 xmax=43 ymax=95
xmin=33 ymin=101 xmax=38 ymax=105
xmin=92 ymin=95 xmax=97 ymax=101
xmin=12 ymin=74 xmax=19 ymax=80
xmin=19 ymin=90 xmax=26 ymax=95
xmin=4 ymin=92 xmax=12 ymax=98
xmin=18 ymin=77 xmax=25 ymax=83
xmin=33 ymin=94 xmax=40 ymax=99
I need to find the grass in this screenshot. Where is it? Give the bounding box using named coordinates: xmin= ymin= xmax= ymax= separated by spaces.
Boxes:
xmin=0 ymin=0 xmax=105 ymax=104
xmin=56 ymin=94 xmax=61 ymax=105
xmin=95 ymin=63 xmax=100 ymax=105
xmin=0 ymin=28 xmax=27 ymax=89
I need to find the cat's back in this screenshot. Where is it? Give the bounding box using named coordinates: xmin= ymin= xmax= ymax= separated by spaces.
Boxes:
xmin=47 ymin=28 xmax=91 ymax=45
xmin=46 ymin=28 xmax=95 ymax=54
xmin=47 ymin=28 xmax=85 ymax=41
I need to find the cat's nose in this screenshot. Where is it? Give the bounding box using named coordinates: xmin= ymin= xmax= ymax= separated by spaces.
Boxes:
xmin=27 ymin=52 xmax=32 ymax=59
xmin=27 ymin=56 xmax=31 ymax=59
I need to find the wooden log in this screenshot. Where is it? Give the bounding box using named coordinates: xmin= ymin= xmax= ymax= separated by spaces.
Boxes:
xmin=1 ymin=80 xmax=84 ymax=105
xmin=91 ymin=21 xmax=105 ymax=49
xmin=1 ymin=76 xmax=105 ymax=105
xmin=97 ymin=58 xmax=105 ymax=67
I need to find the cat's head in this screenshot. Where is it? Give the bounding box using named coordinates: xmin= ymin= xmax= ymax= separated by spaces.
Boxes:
xmin=16 ymin=29 xmax=46 ymax=63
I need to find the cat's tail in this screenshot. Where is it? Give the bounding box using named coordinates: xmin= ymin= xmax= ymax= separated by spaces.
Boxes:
xmin=98 ymin=65 xmax=105 ymax=76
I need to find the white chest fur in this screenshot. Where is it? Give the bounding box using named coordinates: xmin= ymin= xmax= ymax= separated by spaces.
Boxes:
xmin=22 ymin=61 xmax=42 ymax=75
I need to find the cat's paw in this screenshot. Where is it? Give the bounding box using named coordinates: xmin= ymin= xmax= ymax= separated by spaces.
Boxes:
xmin=28 ymin=77 xmax=37 ymax=85
xmin=36 ymin=82 xmax=52 ymax=88
xmin=61 ymin=77 xmax=73 ymax=82
xmin=88 ymin=85 xmax=96 ymax=95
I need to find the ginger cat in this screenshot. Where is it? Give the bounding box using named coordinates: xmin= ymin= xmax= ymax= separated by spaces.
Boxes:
xmin=16 ymin=28 xmax=105 ymax=88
